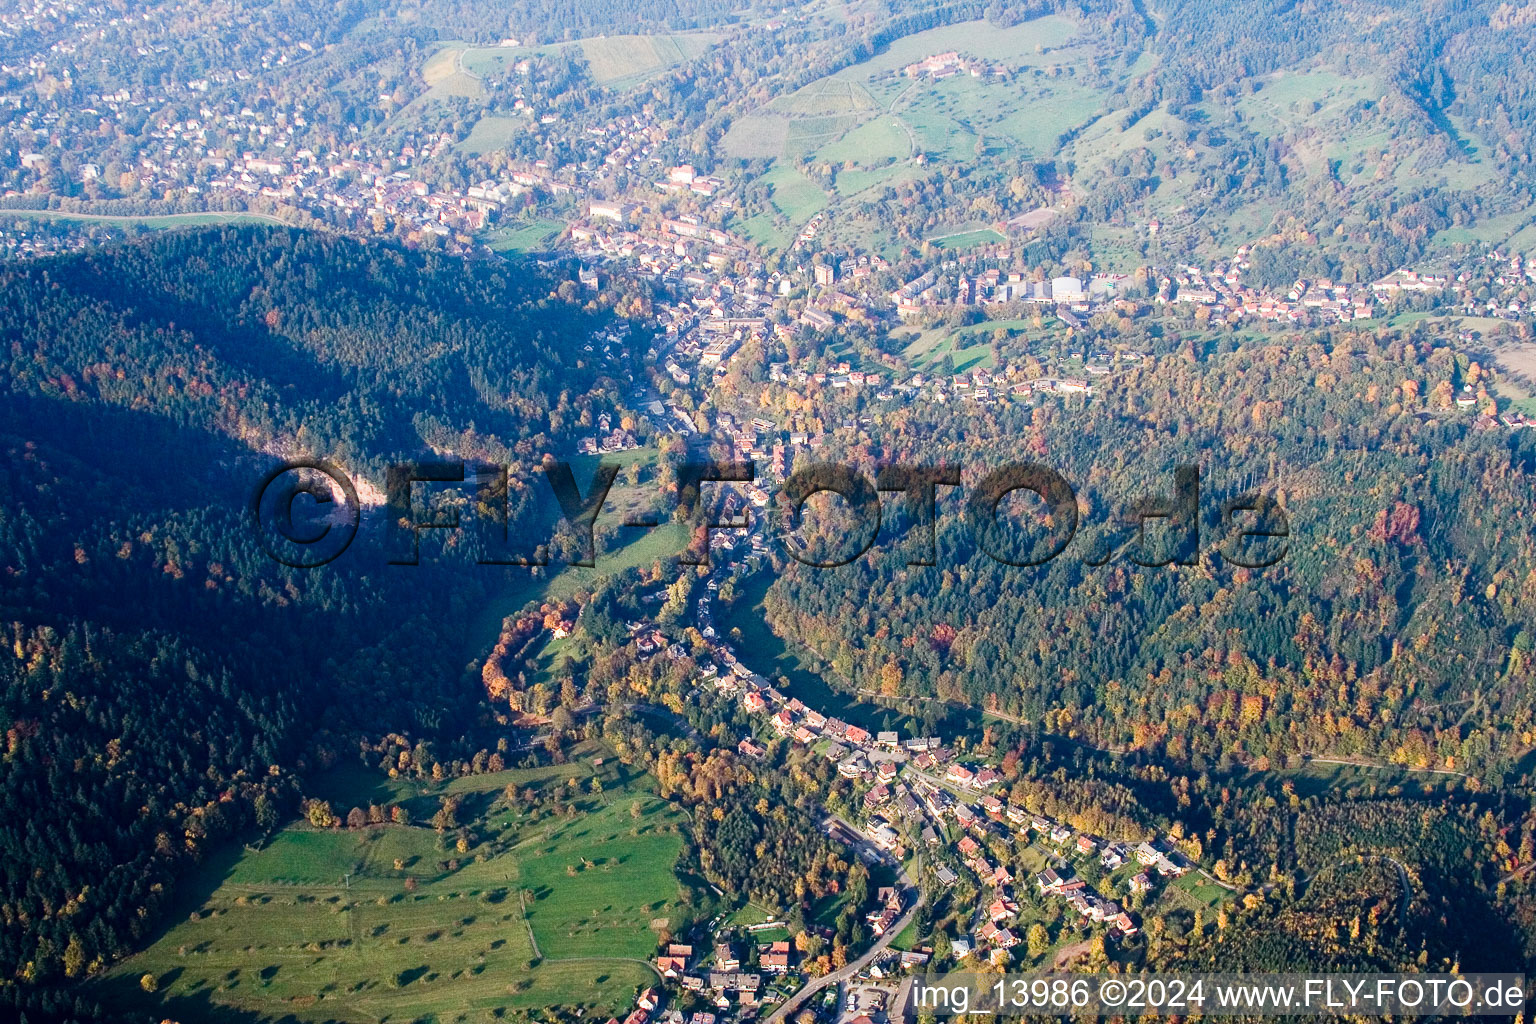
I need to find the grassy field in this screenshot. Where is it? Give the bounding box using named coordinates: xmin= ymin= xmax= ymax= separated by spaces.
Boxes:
xmin=1171 ymin=871 xmax=1231 ymax=908
xmin=414 ymin=45 xmax=486 ymax=105
xmin=818 ymin=116 xmax=911 ymax=166
xmin=761 ymin=164 xmax=830 ymax=221
xmin=723 ymin=7 xmax=1504 ymax=259
xmin=458 ymin=33 xmax=717 ymax=90
xmin=785 ymin=114 xmax=866 ymax=157
xmin=466 ymin=520 xmax=690 ymax=665
xmin=831 ymin=162 xmax=919 ymax=200
xmin=719 ymin=13 xmax=1099 ymax=256
xmin=1266 ymin=758 xmax=1465 ymax=800
xmin=576 ymin=33 xmax=719 ymax=89
xmin=901 ymin=328 xmax=1001 ymax=372
xmin=422 ymin=45 xmax=465 ymax=85
xmin=768 ymin=76 xmax=879 ymax=117
xmin=462 ymin=446 xmax=688 ymax=662
xmin=98 ymin=744 xmax=689 ymax=1023
xmin=721 ymin=114 xmax=792 ymax=160
xmin=485 ymin=218 xmax=567 ymax=252
xmin=931 ymin=227 xmax=1006 ymax=249
xmin=852 ymin=16 xmax=1081 ymax=78
xmin=730 ymin=164 xmax=829 ymax=249
xmin=459 ymin=115 xmax=523 ymax=155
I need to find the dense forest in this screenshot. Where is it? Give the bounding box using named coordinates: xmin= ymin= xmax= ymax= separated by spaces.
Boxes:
xmin=0 ymin=226 xmax=637 ymax=1017
xmin=760 ymin=328 xmax=1536 ymax=782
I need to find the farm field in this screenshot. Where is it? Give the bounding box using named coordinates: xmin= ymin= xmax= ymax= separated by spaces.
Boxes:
xmin=459 ymin=115 xmax=523 ymax=155
xmin=818 ymin=116 xmax=911 ymax=166
xmin=850 ymin=15 xmax=1082 ymax=79
xmin=96 ymin=744 xmax=689 ymax=1024
xmin=576 ymin=33 xmax=719 ymax=89
xmin=1495 ymin=343 xmax=1536 ymax=391
xmin=414 ymin=44 xmax=487 ymax=105
xmin=457 ymin=33 xmax=717 ymax=90
xmin=785 ymin=114 xmax=865 ymax=157
xmin=768 ymin=76 xmax=879 ymax=117
xmin=421 ymin=44 xmax=465 ymax=85
xmin=721 ymin=114 xmax=792 ymax=160
xmin=722 ymin=109 xmax=879 ymax=163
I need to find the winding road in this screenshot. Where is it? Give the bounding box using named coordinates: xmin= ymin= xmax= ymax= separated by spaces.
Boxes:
xmin=758 ymin=812 xmax=923 ymax=1024
xmin=764 ymin=885 xmax=924 ymax=1024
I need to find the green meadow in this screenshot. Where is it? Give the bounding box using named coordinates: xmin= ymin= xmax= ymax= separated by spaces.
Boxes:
xmin=97 ymin=745 xmax=692 ymax=1023
xmin=456 ymin=33 xmax=718 ymax=90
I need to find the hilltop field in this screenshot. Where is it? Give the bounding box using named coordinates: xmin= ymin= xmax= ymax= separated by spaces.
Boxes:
xmin=97 ymin=742 xmax=693 ymax=1024
xmin=722 ymin=12 xmax=1507 ymax=259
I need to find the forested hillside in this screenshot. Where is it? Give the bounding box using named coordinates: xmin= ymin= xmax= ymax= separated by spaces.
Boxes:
xmin=762 ymin=329 xmax=1536 ymax=782
xmin=0 ymin=227 xmax=634 ymax=1017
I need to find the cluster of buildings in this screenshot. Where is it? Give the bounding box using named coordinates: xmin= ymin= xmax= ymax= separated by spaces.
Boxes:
xmin=1161 ymin=248 xmax=1536 ymax=328
xmin=710 ymin=624 xmax=1181 ymax=963
xmin=576 ymin=412 xmax=642 ymax=456
xmin=901 ymin=51 xmax=1010 ymax=80
xmin=892 ymin=270 xmax=1122 ymax=317
xmin=1446 ymin=248 xmax=1536 ymax=319
xmin=1162 ymin=259 xmax=1376 ymax=324
xmin=649 ymin=935 xmax=806 ymax=1015
xmin=0 ymin=18 xmax=705 ymax=258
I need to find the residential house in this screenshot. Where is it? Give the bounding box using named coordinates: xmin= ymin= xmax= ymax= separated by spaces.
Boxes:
xmin=979 ymin=922 xmax=1018 ymax=948
xmin=945 ymin=764 xmax=976 ymax=787
xmin=760 ymin=941 xmax=792 ymax=974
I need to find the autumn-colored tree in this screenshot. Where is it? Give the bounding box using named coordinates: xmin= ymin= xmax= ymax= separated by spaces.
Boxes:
xmin=1026 ymin=923 xmax=1051 ymax=958
xmin=307 ymin=800 xmax=335 ymax=828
